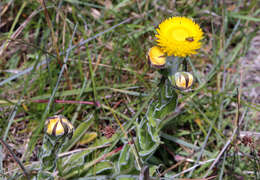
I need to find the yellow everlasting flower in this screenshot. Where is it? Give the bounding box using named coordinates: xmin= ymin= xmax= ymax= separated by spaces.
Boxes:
xmin=147 ymin=46 xmax=166 ymax=68
xmin=46 ymin=115 xmax=74 ymax=136
xmin=156 ymin=17 xmax=203 ymax=57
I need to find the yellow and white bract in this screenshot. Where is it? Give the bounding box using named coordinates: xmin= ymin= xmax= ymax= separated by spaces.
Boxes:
xmin=46 ymin=115 xmax=74 ymax=136
xmin=170 ymin=72 xmax=194 ymax=90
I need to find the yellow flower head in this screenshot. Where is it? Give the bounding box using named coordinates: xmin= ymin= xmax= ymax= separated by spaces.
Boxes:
xmin=156 ymin=17 xmax=203 ymax=57
xmin=46 ymin=115 xmax=74 ymax=136
xmin=147 ymin=46 xmax=166 ymax=68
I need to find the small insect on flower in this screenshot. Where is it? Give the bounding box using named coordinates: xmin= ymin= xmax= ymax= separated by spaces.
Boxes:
xmin=185 ymin=37 xmax=194 ymax=42
xmin=45 ymin=115 xmax=74 ymax=137
xmin=169 ymin=72 xmax=194 ymax=90
xmin=147 ymin=46 xmax=166 ymax=68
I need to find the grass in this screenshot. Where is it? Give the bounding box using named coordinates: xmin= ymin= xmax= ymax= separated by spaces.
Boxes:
xmin=0 ymin=0 xmax=260 ymax=179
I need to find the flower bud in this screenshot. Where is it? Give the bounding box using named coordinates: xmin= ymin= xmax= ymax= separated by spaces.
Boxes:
xmin=169 ymin=72 xmax=194 ymax=90
xmin=45 ymin=115 xmax=74 ymax=137
xmin=147 ymin=46 xmax=166 ymax=68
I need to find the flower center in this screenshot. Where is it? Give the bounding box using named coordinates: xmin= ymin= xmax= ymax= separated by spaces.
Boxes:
xmin=171 ymin=28 xmax=189 ymax=41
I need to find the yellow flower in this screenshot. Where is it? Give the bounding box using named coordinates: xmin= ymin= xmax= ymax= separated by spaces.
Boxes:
xmin=147 ymin=46 xmax=166 ymax=68
xmin=169 ymin=72 xmax=194 ymax=90
xmin=156 ymin=17 xmax=203 ymax=57
xmin=46 ymin=115 xmax=74 ymax=136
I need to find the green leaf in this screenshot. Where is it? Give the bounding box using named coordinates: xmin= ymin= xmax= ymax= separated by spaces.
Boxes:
xmin=77 ymin=132 xmax=98 ymax=146
xmin=61 ymin=148 xmax=93 ymax=174
xmin=39 ymin=134 xmax=67 ymax=172
xmin=228 ymin=12 xmax=260 ymax=22
xmin=137 ymin=123 xmax=153 ymax=151
xmin=160 ymin=132 xmax=213 ymax=156
xmin=61 ymin=114 xmax=94 ymax=152
xmin=62 ymin=133 xmax=119 ymax=175
xmin=146 ymin=80 xmax=178 ymax=127
xmin=146 ymin=100 xmax=157 ymax=127
xmin=86 ymin=160 xmax=113 ymax=175
xmin=116 ymin=175 xmax=137 ymax=180
xmin=147 ymin=123 xmax=160 ymax=143
xmin=138 ymin=79 xmax=178 ymax=156
xmin=137 ymin=122 xmax=159 ymax=156
xmin=116 ymin=176 xmax=136 ymax=180
xmin=118 ymin=143 xmax=130 ymax=168
xmin=155 ymin=80 xmax=178 ymax=119
xmin=139 ymin=143 xmax=159 ymax=157
xmin=117 ymin=143 xmax=136 ymax=173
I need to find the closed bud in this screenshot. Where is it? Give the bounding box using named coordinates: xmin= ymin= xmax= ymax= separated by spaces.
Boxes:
xmin=169 ymin=72 xmax=194 ymax=90
xmin=45 ymin=115 xmax=74 ymax=137
xmin=147 ymin=46 xmax=166 ymax=68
